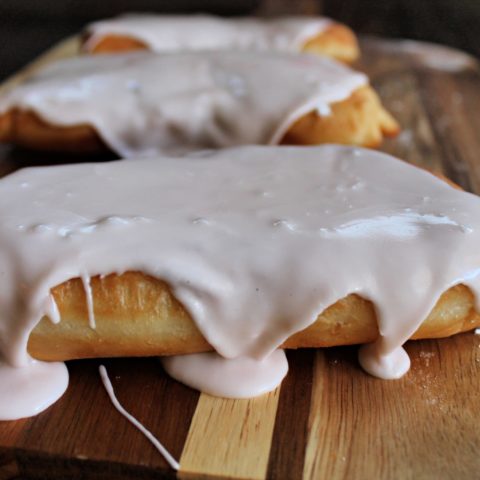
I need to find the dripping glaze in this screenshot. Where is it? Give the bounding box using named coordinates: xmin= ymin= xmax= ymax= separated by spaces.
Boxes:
xmin=0 ymin=145 xmax=480 ymax=420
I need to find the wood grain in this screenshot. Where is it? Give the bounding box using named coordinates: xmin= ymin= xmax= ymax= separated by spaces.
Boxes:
xmin=179 ymin=390 xmax=280 ymax=479
xmin=266 ymin=350 xmax=315 ymax=480
xmin=417 ymin=70 xmax=480 ymax=193
xmin=304 ymin=337 xmax=480 ymax=479
xmin=1 ymin=32 xmax=480 ymax=480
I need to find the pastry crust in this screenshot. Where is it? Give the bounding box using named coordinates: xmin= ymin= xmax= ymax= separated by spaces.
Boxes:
xmin=0 ymin=109 xmax=106 ymax=154
xmin=281 ymin=85 xmax=399 ymax=148
xmin=84 ymin=34 xmax=148 ymax=54
xmin=27 ymin=272 xmax=480 ymax=361
xmin=85 ymin=23 xmax=360 ymax=63
xmin=301 ymin=23 xmax=359 ymax=63
xmin=0 ymin=86 xmax=399 ymax=154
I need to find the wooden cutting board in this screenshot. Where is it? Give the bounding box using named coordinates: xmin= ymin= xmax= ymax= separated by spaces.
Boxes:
xmin=1 ymin=36 xmax=480 ymax=480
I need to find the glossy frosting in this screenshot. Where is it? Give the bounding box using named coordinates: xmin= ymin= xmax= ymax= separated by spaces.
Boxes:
xmin=1 ymin=145 xmax=480 ymax=418
xmin=85 ymin=14 xmax=332 ymax=53
xmin=0 ymin=52 xmax=366 ymax=156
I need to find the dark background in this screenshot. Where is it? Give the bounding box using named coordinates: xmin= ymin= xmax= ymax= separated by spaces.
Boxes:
xmin=1 ymin=0 xmax=479 ymax=80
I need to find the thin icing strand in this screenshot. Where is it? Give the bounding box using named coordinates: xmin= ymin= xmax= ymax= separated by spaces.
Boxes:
xmin=81 ymin=273 xmax=96 ymax=329
xmin=99 ymin=365 xmax=180 ymax=471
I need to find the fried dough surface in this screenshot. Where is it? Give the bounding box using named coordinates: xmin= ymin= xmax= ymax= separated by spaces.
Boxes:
xmin=28 ymin=272 xmax=480 ymax=361
xmin=0 ymin=86 xmax=398 ymax=154
xmin=281 ymin=85 xmax=399 ymax=148
xmin=301 ymin=23 xmax=359 ymax=63
xmin=0 ymin=109 xmax=106 ymax=154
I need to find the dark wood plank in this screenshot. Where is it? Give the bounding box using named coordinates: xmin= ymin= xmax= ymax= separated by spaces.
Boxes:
xmin=0 ymin=418 xmax=31 ymax=479
xmin=2 ymin=359 xmax=199 ymax=479
xmin=0 ymin=146 xmax=18 ymax=178
xmin=266 ymin=350 xmax=315 ymax=480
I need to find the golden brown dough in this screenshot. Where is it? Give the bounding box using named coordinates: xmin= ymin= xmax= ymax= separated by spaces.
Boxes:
xmin=0 ymin=86 xmax=399 ymax=154
xmin=85 ymin=23 xmax=360 ymax=63
xmin=281 ymin=86 xmax=399 ymax=148
xmin=301 ymin=23 xmax=359 ymax=63
xmin=28 ymin=272 xmax=480 ymax=361
xmin=0 ymin=109 xmax=107 ymax=154
xmin=85 ymin=34 xmax=148 ymax=54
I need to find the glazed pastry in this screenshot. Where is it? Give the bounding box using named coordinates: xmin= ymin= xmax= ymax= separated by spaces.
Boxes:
xmin=1 ymin=145 xmax=480 ymax=419
xmin=0 ymin=52 xmax=398 ymax=156
xmin=83 ymin=14 xmax=360 ymax=63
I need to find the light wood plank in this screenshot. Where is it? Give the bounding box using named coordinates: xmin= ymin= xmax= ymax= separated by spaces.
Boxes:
xmin=359 ymin=40 xmax=445 ymax=174
xmin=179 ymin=389 xmax=280 ymax=479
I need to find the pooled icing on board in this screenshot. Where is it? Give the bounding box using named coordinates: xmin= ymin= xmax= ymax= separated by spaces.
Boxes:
xmin=162 ymin=350 xmax=289 ymax=398
xmin=1 ymin=145 xmax=480 ymax=420
xmin=84 ymin=14 xmax=333 ymax=54
xmin=0 ymin=52 xmax=366 ymax=157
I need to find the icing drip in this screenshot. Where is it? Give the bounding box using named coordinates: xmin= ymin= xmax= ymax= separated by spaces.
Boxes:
xmin=46 ymin=294 xmax=61 ymax=324
xmin=0 ymin=359 xmax=68 ymax=420
xmin=358 ymin=344 xmax=411 ymax=380
xmin=81 ymin=273 xmax=96 ymax=329
xmin=0 ymin=52 xmax=366 ymax=157
xmin=162 ymin=350 xmax=288 ymax=398
xmin=99 ymin=365 xmax=180 ymax=470
xmin=85 ymin=14 xmax=333 ymax=54
xmin=0 ymin=146 xmax=480 ymax=416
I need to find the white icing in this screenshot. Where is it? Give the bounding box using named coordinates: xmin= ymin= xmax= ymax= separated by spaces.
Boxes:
xmin=0 ymin=358 xmax=68 ymax=420
xmin=358 ymin=344 xmax=410 ymax=380
xmin=0 ymin=145 xmax=480 ymax=414
xmin=81 ymin=273 xmax=96 ymax=329
xmin=99 ymin=365 xmax=180 ymax=470
xmin=0 ymin=52 xmax=366 ymax=157
xmin=46 ymin=294 xmax=61 ymax=324
xmin=162 ymin=350 xmax=288 ymax=398
xmin=84 ymin=14 xmax=332 ymax=54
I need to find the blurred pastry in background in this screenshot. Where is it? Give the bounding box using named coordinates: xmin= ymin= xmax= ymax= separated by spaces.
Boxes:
xmin=83 ymin=14 xmax=360 ymax=63
xmin=0 ymin=51 xmax=398 ymax=156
